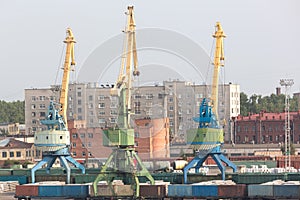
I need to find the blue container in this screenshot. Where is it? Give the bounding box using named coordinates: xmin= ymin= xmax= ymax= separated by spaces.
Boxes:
xmin=274 ymin=185 xmax=300 ymax=198
xmin=192 ymin=185 xmax=218 ymax=197
xmin=248 ymin=185 xmax=274 ymax=197
xmin=0 ymin=175 xmax=27 ymax=184
xmin=168 ymin=184 xmax=192 ymax=197
xmin=38 ymin=184 xmax=89 ymax=198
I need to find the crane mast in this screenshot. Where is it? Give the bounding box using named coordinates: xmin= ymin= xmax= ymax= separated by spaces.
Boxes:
xmin=211 ymin=22 xmax=225 ymax=120
xmin=112 ymin=5 xmax=139 ymax=129
xmin=59 ymin=28 xmax=76 ymax=128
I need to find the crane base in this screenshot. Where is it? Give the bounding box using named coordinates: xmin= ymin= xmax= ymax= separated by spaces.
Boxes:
xmin=31 ymin=147 xmax=85 ymax=184
xmin=183 ymin=145 xmax=237 ymax=183
xmin=92 ymin=147 xmax=154 ymax=197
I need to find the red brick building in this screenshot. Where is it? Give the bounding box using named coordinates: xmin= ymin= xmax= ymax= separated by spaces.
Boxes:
xmin=68 ymin=118 xmax=170 ymax=162
xmin=233 ymin=111 xmax=300 ymax=144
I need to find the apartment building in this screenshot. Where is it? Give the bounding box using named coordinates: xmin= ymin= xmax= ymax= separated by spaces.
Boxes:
xmin=25 ymin=80 xmax=240 ymax=143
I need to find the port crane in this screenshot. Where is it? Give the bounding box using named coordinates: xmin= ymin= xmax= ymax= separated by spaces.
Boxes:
xmin=31 ymin=28 xmax=85 ymax=184
xmin=183 ymin=22 xmax=236 ymax=183
xmin=92 ymin=6 xmax=154 ymax=197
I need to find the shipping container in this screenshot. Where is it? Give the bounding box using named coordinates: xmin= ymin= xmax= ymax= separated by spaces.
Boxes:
xmin=89 ymin=184 xmax=134 ymax=197
xmin=140 ymin=184 xmax=167 ymax=198
xmin=168 ymin=184 xmax=193 ymax=197
xmin=232 ymin=173 xmax=285 ymax=184
xmin=192 ymin=185 xmax=218 ymax=197
xmin=218 ymin=184 xmax=247 ymax=198
xmin=274 ymin=185 xmax=300 ymax=198
xmin=0 ymin=175 xmax=27 ymax=184
xmin=0 ymin=169 xmax=13 ymax=176
xmin=38 ymin=184 xmax=88 ymax=198
xmin=15 ymin=184 xmax=39 ymax=197
xmin=248 ymin=184 xmax=274 ymax=197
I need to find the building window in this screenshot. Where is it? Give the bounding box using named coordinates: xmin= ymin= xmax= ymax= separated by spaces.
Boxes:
xmin=32 ymin=96 xmax=36 ymax=101
xmin=80 ymin=133 xmax=85 ymax=138
xmin=40 ymin=112 xmax=45 ymax=117
xmin=99 ymin=103 xmax=105 ymax=108
xmin=72 ymin=152 xmax=77 ymax=156
xmin=10 ymin=152 xmax=14 ymax=157
xmin=88 ymin=133 xmax=93 ymax=138
xmin=99 ymin=111 xmax=105 ymax=115
xmin=78 ymin=99 xmax=82 ymax=105
xmin=2 ymin=152 xmax=7 ymax=158
xmin=135 ymin=132 xmax=139 ymax=138
xmin=110 ymin=118 xmax=116 ymax=123
xmin=169 ymin=97 xmax=173 ymax=102
xmin=77 ymin=92 xmax=81 ymax=97
xmin=99 ymin=118 xmax=106 ymax=124
xmin=32 ymin=112 xmax=36 ymax=117
xmin=135 ymin=108 xmax=141 ymax=114
xmin=169 ymin=106 xmax=174 ymax=111
xmin=98 ymin=95 xmax=105 ymax=100
xmin=39 ymin=104 xmax=45 ymax=109
xmin=146 ymin=93 xmax=153 ymax=100
xmin=244 ymin=136 xmax=248 ymax=143
xmin=110 ymin=102 xmax=117 ymax=108
xmin=89 ymin=111 xmax=94 ymax=116
xmin=72 ymin=133 xmax=78 ymax=139
xmin=89 ymin=95 xmax=93 ymax=101
xmin=146 ymin=110 xmax=152 ymax=115
xmin=110 ymin=96 xmax=118 ymax=101
xmin=78 ymin=108 xmax=82 ymax=113
xmin=82 ymin=151 xmax=86 ymax=157
xmin=134 ymin=94 xmax=141 ymax=99
xmin=158 ymin=93 xmax=163 ymax=99
xmin=31 ymin=104 xmax=36 ymax=109
xmin=110 ymin=110 xmax=118 ymax=115
xmin=39 ymin=96 xmax=45 ymax=101
xmin=72 ymin=143 xmax=76 ymax=148
xmin=88 ymin=103 xmax=93 ymax=109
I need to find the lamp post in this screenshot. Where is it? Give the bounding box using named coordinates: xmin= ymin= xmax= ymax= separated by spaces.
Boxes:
xmin=280 ymin=79 xmax=294 ymax=170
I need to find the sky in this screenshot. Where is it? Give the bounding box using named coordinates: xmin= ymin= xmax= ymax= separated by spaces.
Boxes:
xmin=0 ymin=0 xmax=299 ymax=101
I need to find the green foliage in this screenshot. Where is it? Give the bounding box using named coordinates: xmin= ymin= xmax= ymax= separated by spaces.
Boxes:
xmin=240 ymin=92 xmax=298 ymax=116
xmin=280 ymin=143 xmax=296 ymax=155
xmin=0 ymin=100 xmax=25 ymax=124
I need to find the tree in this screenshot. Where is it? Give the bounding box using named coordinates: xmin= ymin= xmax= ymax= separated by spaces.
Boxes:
xmin=239 ymin=93 xmax=298 ymax=116
xmin=0 ymin=100 xmax=25 ymax=124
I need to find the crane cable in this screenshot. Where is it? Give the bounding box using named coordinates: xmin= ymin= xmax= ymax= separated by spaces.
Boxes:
xmin=53 ymin=44 xmax=66 ymax=94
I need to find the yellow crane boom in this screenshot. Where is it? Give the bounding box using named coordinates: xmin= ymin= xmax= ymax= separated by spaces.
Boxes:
xmin=112 ymin=5 xmax=139 ymax=128
xmin=211 ymin=22 xmax=226 ymax=120
xmin=59 ymin=28 xmax=76 ymax=128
